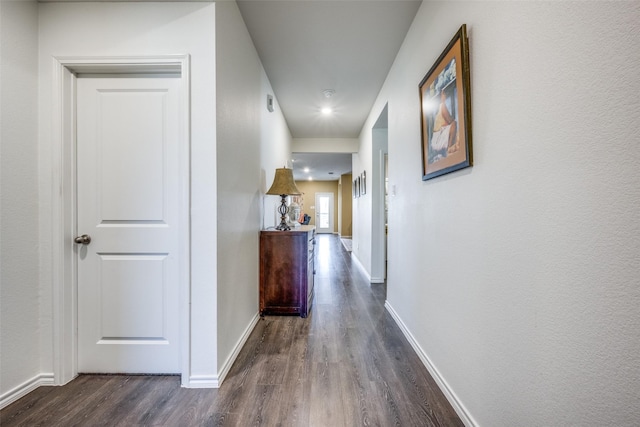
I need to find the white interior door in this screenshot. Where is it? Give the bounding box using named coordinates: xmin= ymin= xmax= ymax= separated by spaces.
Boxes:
xmin=76 ymin=76 xmax=182 ymax=373
xmin=315 ymin=192 xmax=334 ymax=234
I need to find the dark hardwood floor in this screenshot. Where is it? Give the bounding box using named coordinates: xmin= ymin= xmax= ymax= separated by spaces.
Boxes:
xmin=1 ymin=234 xmax=463 ymax=427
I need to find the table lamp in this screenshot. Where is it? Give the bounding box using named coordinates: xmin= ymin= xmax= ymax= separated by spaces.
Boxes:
xmin=266 ymin=167 xmax=302 ymax=231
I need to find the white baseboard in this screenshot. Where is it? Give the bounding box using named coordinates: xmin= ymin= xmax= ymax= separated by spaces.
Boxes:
xmin=0 ymin=373 xmax=55 ymax=410
xmin=187 ymin=374 xmax=220 ymax=388
xmin=351 ymin=253 xmax=371 ymax=282
xmin=187 ymin=313 xmax=260 ymax=389
xmin=217 ymin=313 xmax=259 ymax=386
xmin=384 ymin=302 xmax=477 ymax=427
xmin=351 ymin=253 xmax=385 ymax=284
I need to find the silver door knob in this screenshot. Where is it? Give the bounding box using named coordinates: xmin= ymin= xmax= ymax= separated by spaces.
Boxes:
xmin=74 ymin=234 xmax=91 ymax=245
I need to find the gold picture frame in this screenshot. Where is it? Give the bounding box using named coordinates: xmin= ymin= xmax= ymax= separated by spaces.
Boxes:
xmin=419 ymin=24 xmax=473 ymax=180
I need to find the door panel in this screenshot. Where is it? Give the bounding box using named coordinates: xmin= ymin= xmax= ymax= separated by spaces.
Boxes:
xmin=98 ymin=90 xmax=166 ymax=221
xmin=77 ymin=76 xmax=181 ymax=373
xmin=98 ymin=254 xmax=167 ymax=341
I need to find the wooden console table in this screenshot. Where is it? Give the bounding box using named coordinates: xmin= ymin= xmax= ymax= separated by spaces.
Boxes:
xmin=259 ymin=225 xmax=315 ymax=317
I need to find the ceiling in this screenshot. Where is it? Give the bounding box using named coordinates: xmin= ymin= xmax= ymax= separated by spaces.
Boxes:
xmin=291 ymin=152 xmax=353 ymax=181
xmin=236 ymin=0 xmax=421 ymax=180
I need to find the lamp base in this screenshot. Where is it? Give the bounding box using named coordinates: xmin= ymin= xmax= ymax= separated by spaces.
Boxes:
xmin=275 ymin=194 xmax=291 ymax=231
xmin=275 ymin=221 xmax=291 ymax=231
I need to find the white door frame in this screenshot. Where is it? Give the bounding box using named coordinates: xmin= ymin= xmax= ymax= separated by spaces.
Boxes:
xmin=50 ymin=55 xmax=191 ymax=386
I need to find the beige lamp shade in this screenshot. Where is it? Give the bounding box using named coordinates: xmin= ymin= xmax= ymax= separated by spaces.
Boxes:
xmin=266 ymin=167 xmax=301 ymax=196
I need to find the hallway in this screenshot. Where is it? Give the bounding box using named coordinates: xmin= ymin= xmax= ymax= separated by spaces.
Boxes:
xmin=1 ymin=234 xmax=462 ymax=426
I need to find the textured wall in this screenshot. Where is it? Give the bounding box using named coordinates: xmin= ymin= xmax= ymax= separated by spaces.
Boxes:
xmin=359 ymin=1 xmax=640 ymax=425
xmin=0 ymin=0 xmax=41 ymax=400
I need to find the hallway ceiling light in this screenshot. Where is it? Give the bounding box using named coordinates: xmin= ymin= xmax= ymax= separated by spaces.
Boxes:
xmin=321 ymin=107 xmax=333 ymax=115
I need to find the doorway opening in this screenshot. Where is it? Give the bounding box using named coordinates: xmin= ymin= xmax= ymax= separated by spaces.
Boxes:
xmin=371 ymin=104 xmax=388 ymax=283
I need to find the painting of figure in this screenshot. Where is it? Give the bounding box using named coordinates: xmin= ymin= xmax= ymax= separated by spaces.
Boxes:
xmin=419 ymin=25 xmax=472 ymax=181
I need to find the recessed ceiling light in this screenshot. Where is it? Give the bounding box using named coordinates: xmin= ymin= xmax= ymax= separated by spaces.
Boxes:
xmin=304 ymin=167 xmax=310 ymax=173
xmin=308 ymin=177 xmax=313 ymax=181
xmin=321 ymin=107 xmax=333 ymax=115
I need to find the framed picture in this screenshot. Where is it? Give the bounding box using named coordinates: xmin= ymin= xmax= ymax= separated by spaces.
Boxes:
xmin=361 ymin=171 xmax=366 ymax=195
xmin=419 ymin=24 xmax=472 ymax=181
xmin=353 ymin=179 xmax=357 ymax=198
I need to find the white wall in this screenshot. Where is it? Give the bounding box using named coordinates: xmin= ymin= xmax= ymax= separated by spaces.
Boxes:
xmin=352 ymin=150 xmax=373 ymax=280
xmin=352 ymin=123 xmax=387 ymax=283
xmin=214 ymin=1 xmax=292 ymax=377
xmin=0 ymin=0 xmax=42 ymax=403
xmin=38 ymin=2 xmax=218 ymax=385
xmin=358 ymin=2 xmax=640 ymax=426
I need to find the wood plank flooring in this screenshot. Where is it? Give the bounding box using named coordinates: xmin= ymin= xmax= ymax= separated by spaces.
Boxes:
xmin=1 ymin=234 xmax=463 ymax=427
